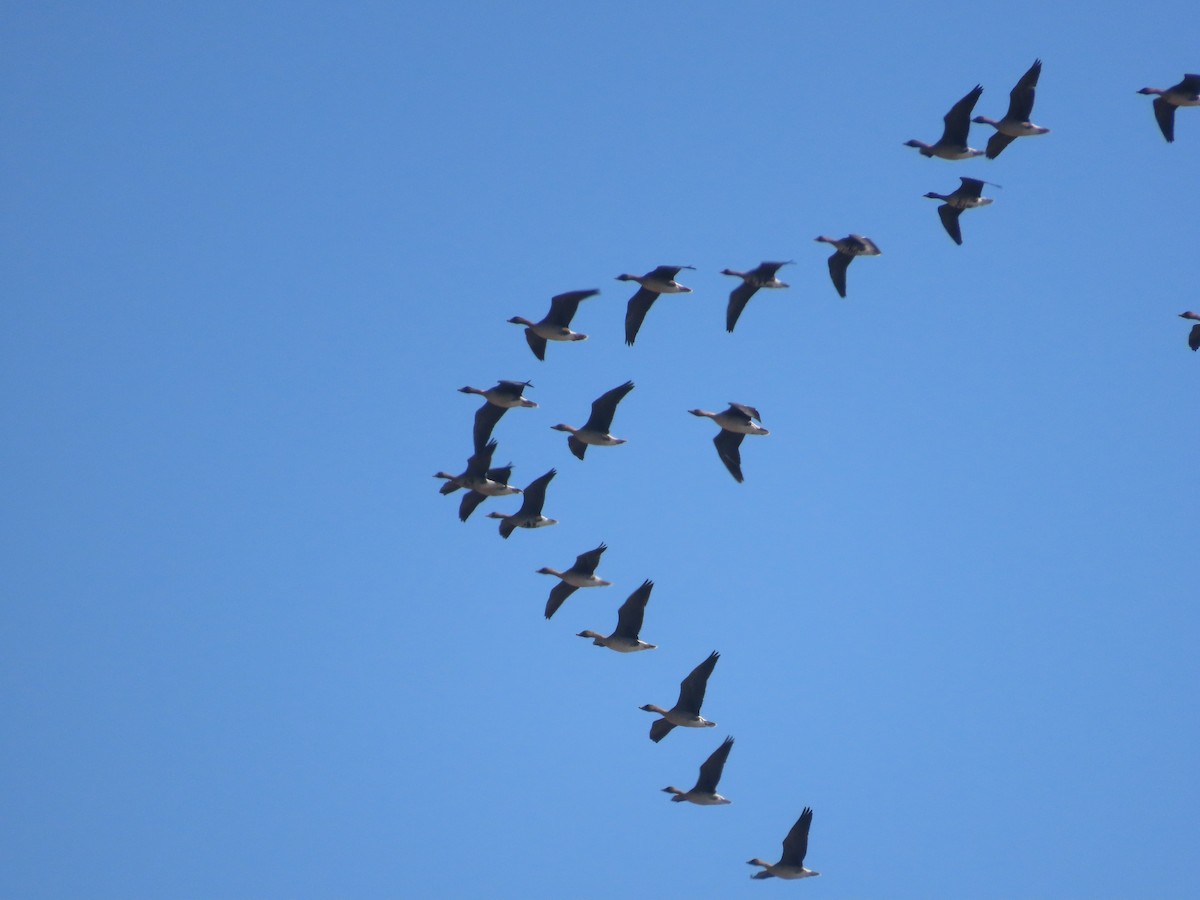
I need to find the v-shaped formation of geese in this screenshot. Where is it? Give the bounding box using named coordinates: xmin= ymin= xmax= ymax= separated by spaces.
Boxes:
xmin=539 ymin=542 xmax=611 ymax=619
xmin=748 ymin=808 xmax=820 ymax=880
xmin=551 ymin=381 xmax=635 ymax=460
xmin=720 ymin=261 xmax=792 ymax=332
xmin=924 ymin=177 xmax=995 ymax=245
xmin=1138 ymin=73 xmax=1200 ymax=142
xmin=640 ymin=650 xmax=720 ymax=743
xmin=433 ymin=56 xmax=1199 ymax=888
xmin=577 ymin=579 xmax=657 ymax=652
xmin=972 ymin=58 xmax=1050 ymax=158
xmin=459 ymin=379 xmax=538 ymax=452
xmin=814 ymin=235 xmax=881 ymax=298
xmin=486 ymin=468 xmax=558 ymax=538
xmin=690 ymin=403 xmax=770 ymax=483
xmin=663 ymin=735 xmax=735 ymax=805
xmin=509 ymin=289 xmax=598 ymax=361
xmin=618 ymin=265 xmax=695 ymax=345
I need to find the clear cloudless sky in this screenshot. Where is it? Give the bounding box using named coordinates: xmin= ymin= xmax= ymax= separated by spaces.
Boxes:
xmin=3 ymin=2 xmax=1198 ymax=898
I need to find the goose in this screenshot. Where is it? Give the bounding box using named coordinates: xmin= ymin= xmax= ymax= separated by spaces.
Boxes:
xmin=458 ymin=380 xmax=537 ymax=452
xmin=1138 ymin=74 xmax=1200 ymax=142
xmin=905 ymin=84 xmax=986 ymax=159
xmin=577 ymin=579 xmax=657 ymax=652
xmin=662 ymin=736 xmax=734 ymax=805
xmin=720 ymin=261 xmax=792 ymax=332
xmin=433 ymin=440 xmax=523 ymax=522
xmin=748 ymin=808 xmax=820 ymax=880
xmin=486 ymin=469 xmax=558 ymax=538
xmin=551 ymin=381 xmax=635 ymax=460
xmin=689 ymin=404 xmax=769 ymax=483
xmin=814 ymin=235 xmax=881 ymax=298
xmin=640 ymin=650 xmax=719 ymax=742
xmin=539 ymin=543 xmax=611 ymax=619
xmin=508 ymin=289 xmax=599 ymax=361
xmin=924 ymin=177 xmax=994 ymax=245
xmin=972 ymin=59 xmax=1049 ymax=158
xmin=617 ymin=265 xmax=695 ymax=345
xmin=1181 ymin=311 xmax=1200 ymax=351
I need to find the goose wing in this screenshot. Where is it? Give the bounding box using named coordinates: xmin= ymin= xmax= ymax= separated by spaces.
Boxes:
xmin=985 ymin=130 xmax=1017 ymax=159
xmin=676 ymin=650 xmax=719 ymax=714
xmin=583 ymin=381 xmax=634 ymax=433
xmin=472 ymin=403 xmax=507 ymax=452
xmin=485 ymin=463 xmax=514 ymax=485
xmin=649 ymin=718 xmax=677 ymax=743
xmin=937 ymin=204 xmax=964 ymax=245
xmin=463 ymin=439 xmax=497 ymax=479
xmin=779 ymin=808 xmax=813 ymax=867
xmin=458 ymin=490 xmax=487 ymax=522
xmin=613 ymin=579 xmax=653 ymax=639
xmin=546 ymin=289 xmax=598 ymax=327
xmin=544 ymin=581 xmax=579 ymax=619
xmin=625 ymin=288 xmax=659 ymax=345
xmin=494 ymin=379 xmax=533 ymax=400
xmin=957 ymin=177 xmax=986 ymax=200
xmin=714 ymin=430 xmax=746 ymax=482
xmin=826 ymin=251 xmax=851 ymax=298
xmin=728 ymin=403 xmax=762 ymax=422
xmin=1152 ymin=96 xmax=1178 ymax=142
xmin=941 ymin=84 xmax=983 ymax=146
xmin=694 ymin=736 xmax=734 ymax=793
xmin=1189 ymin=322 xmax=1200 ymax=351
xmin=1006 ymin=58 xmax=1041 ymax=121
xmin=648 ymin=264 xmax=692 ymax=281
xmin=523 ymin=328 xmax=548 ymax=361
xmin=517 ymin=468 xmax=556 ymax=516
xmin=726 ymin=280 xmax=759 ymax=332
xmin=572 ymin=542 xmax=607 ymax=577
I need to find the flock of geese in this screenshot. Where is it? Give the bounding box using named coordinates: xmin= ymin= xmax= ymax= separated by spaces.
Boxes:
xmin=434 ymin=64 xmax=1198 ymax=883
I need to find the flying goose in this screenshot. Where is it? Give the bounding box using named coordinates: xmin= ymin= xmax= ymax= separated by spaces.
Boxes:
xmin=433 ymin=440 xmax=522 ymax=521
xmin=539 ymin=543 xmax=611 ymax=619
xmin=458 ymin=380 xmax=537 ymax=452
xmin=1181 ymin=311 xmax=1200 ymax=351
xmin=1138 ymin=74 xmax=1200 ymax=142
xmin=972 ymin=59 xmax=1049 ymax=158
xmin=748 ymin=808 xmax=820 ymax=880
xmin=617 ymin=266 xmax=695 ymax=345
xmin=924 ymin=177 xmax=994 ymax=245
xmin=508 ymin=289 xmax=598 ymax=361
xmin=486 ymin=469 xmax=558 ymax=538
xmin=577 ymin=579 xmax=657 ymax=652
xmin=551 ymin=381 xmax=635 ymax=460
xmin=689 ymin=404 xmax=769 ymax=483
xmin=720 ymin=261 xmax=792 ymax=332
xmin=662 ymin=736 xmax=734 ymax=805
xmin=814 ymin=235 xmax=881 ymax=298
xmin=905 ymin=84 xmax=986 ymax=159
xmin=640 ymin=650 xmax=719 ymax=742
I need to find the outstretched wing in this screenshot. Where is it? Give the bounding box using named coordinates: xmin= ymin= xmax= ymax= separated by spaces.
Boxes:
xmin=472 ymin=404 xmax=507 ymax=453
xmin=572 ymin=543 xmax=607 ymax=577
xmin=937 ymin=204 xmax=964 ymax=245
xmin=826 ymin=252 xmax=851 ymax=298
xmin=941 ymin=84 xmax=983 ymax=146
xmin=1152 ymin=96 xmax=1177 ymax=143
xmin=780 ymin=808 xmax=814 ymax=867
xmin=517 ymin=468 xmax=556 ymax=516
xmin=713 ymin=429 xmax=747 ymax=482
xmin=1006 ymin=58 xmax=1041 ymax=122
xmin=649 ymin=718 xmax=677 ymax=743
xmin=613 ymin=579 xmax=653 ymax=639
xmin=1189 ymin=322 xmax=1200 ymax=351
xmin=544 ymin=582 xmax=579 ymax=619
xmin=546 ymin=289 xmax=599 ymax=327
xmin=523 ymin=328 xmax=547 ymax=361
xmin=458 ymin=490 xmax=487 ymax=522
xmin=677 ymin=651 xmax=720 ymax=713
xmin=583 ymin=381 xmax=635 ymax=433
xmin=726 ymin=281 xmax=759 ymax=332
xmin=694 ymin=736 xmax=734 ymax=793
xmin=625 ymin=288 xmax=658 ymax=346
xmin=985 ymin=131 xmax=1017 ymax=159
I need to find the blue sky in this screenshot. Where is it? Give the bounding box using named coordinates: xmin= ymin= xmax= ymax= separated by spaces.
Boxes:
xmin=3 ymin=2 xmax=1198 ymax=897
